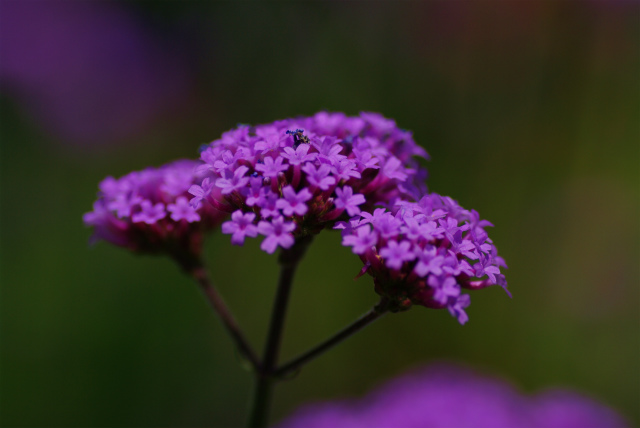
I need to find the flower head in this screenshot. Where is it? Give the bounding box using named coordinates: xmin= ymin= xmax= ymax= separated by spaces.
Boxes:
xmin=191 ymin=112 xmax=429 ymax=253
xmin=338 ymin=192 xmax=509 ymax=324
xmin=83 ymin=160 xmax=227 ymax=262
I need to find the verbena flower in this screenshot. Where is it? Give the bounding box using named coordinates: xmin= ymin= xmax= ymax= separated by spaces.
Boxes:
xmin=274 ymin=364 xmax=627 ymax=428
xmin=192 ymin=112 xmax=429 ymax=253
xmin=83 ymin=160 xmax=227 ymax=263
xmin=338 ymin=193 xmax=509 ymax=324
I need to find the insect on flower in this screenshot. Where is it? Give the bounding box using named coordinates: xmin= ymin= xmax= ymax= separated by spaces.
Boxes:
xmin=287 ymin=129 xmax=310 ymax=148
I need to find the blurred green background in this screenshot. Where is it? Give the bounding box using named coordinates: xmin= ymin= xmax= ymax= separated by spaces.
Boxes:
xmin=1 ymin=1 xmax=638 ymax=427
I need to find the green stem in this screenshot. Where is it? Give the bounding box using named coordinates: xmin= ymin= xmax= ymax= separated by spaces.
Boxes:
xmin=190 ymin=265 xmax=261 ymax=372
xmin=248 ymin=236 xmax=313 ymax=428
xmin=274 ymin=299 xmax=389 ymax=379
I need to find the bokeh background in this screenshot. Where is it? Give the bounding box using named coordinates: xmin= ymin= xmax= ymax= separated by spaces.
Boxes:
xmin=1 ymin=1 xmax=638 ymax=427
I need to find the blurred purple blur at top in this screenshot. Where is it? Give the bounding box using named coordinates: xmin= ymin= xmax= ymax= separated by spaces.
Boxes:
xmin=274 ymin=364 xmax=628 ymax=428
xmin=0 ymin=0 xmax=193 ymax=146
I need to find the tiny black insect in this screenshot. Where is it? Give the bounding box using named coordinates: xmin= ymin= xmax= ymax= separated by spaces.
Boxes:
xmin=287 ymin=129 xmax=310 ymax=148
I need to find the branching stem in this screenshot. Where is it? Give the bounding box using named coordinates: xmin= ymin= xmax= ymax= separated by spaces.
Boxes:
xmin=274 ymin=299 xmax=389 ymax=378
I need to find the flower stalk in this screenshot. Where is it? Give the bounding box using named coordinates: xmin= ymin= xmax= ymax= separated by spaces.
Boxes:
xmin=274 ymin=299 xmax=389 ymax=379
xmin=187 ymin=263 xmax=262 ymax=373
xmin=248 ymin=235 xmax=314 ymax=428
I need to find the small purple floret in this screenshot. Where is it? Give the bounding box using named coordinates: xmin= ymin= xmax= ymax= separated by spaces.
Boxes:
xmin=131 ymin=200 xmax=166 ymax=224
xmin=216 ymin=166 xmax=250 ymax=195
xmin=255 ymin=156 xmax=288 ymax=178
xmin=281 ymin=144 xmax=317 ymax=166
xmin=167 ymin=196 xmax=201 ymax=222
xmin=188 ymin=177 xmax=215 ymax=208
xmin=276 ymin=186 xmax=312 ymax=217
xmin=379 ymin=240 xmax=415 ymax=269
xmin=448 ymin=293 xmax=471 ymax=325
xmin=107 ymin=193 xmax=141 ymax=218
xmin=414 ymin=246 xmax=445 ymax=277
xmin=301 ymin=163 xmax=335 ymax=190
xmin=257 ymin=216 xmax=296 ymax=254
xmin=332 ymin=159 xmax=361 ymax=181
xmin=334 ymin=186 xmax=365 ymax=216
xmin=474 ymin=254 xmax=502 ymax=284
xmin=222 ymin=210 xmax=258 ymax=245
xmin=242 ymin=177 xmax=265 ymax=207
xmin=429 ymin=275 xmax=460 ymax=305
xmin=258 ymin=190 xmax=280 ymax=219
xmin=342 ymin=225 xmax=377 ymax=255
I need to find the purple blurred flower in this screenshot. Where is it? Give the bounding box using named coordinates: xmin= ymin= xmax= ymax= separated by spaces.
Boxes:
xmin=274 ymin=364 xmax=628 ymax=428
xmin=0 ymin=1 xmax=194 ymax=147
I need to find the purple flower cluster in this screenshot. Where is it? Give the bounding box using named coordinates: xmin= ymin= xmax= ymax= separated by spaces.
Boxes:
xmin=83 ymin=160 xmax=227 ymax=257
xmin=84 ymin=111 xmax=508 ymax=323
xmin=191 ymin=112 xmax=429 ymax=254
xmin=274 ymin=364 xmax=628 ymax=428
xmin=338 ymin=193 xmax=508 ymax=324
